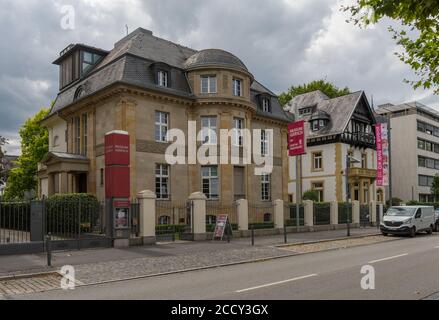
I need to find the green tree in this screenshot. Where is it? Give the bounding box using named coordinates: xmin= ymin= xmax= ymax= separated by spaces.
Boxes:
xmin=279 ymin=79 xmax=350 ymax=106
xmin=431 ymin=175 xmax=439 ymax=201
xmin=343 ymin=0 xmax=439 ymax=94
xmin=3 ymin=108 xmax=49 ymax=200
xmin=0 ymin=136 xmax=8 ymax=191
xmin=302 ymin=189 xmax=320 ymax=202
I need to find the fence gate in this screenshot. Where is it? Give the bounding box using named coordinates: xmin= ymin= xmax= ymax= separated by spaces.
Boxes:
xmin=360 ymin=204 xmax=370 ymax=227
xmin=44 ymin=199 xmax=111 ymax=251
xmin=314 ymin=203 xmax=331 ymax=225
xmin=156 ymin=201 xmax=193 ymax=242
xmin=284 ymin=204 xmax=304 ymax=226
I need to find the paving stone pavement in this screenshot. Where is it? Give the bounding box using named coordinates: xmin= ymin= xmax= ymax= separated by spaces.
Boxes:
xmin=0 ymin=273 xmax=63 ymax=298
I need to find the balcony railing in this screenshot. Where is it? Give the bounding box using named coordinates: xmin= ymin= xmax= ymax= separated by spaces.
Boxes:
xmin=341 ymin=131 xmax=376 ymax=147
xmin=349 ymin=168 xmax=377 ymax=179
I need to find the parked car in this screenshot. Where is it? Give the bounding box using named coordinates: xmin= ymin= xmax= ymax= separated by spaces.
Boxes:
xmin=380 ymin=206 xmax=435 ymax=237
xmin=434 ymin=209 xmax=439 ymax=232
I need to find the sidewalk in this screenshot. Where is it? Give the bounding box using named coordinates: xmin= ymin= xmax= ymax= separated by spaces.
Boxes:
xmin=0 ymin=227 xmax=380 ymax=285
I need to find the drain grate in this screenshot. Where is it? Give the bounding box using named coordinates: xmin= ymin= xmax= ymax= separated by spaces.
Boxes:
xmin=0 ymin=273 xmax=63 ymax=297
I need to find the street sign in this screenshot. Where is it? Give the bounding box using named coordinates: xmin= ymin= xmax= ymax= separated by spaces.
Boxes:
xmin=288 ymin=120 xmax=306 ymax=156
xmin=213 ymin=214 xmax=230 ymax=240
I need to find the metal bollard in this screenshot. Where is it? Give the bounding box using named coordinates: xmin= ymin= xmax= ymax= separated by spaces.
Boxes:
xmin=284 ymin=225 xmax=287 ymax=244
xmin=46 ymin=233 xmax=52 ymax=267
xmin=227 ymin=225 xmax=231 ymax=243
xmin=251 ymin=225 xmax=255 ymax=246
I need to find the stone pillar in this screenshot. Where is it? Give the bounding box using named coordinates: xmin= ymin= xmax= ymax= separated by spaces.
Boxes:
xmin=189 ymin=192 xmax=206 ymax=241
xmin=330 ymin=201 xmax=338 ymax=225
xmin=274 ymin=199 xmax=284 ymax=229
xmin=370 ymin=200 xmax=377 ymax=225
xmin=304 ymin=200 xmax=314 ymax=227
xmin=236 ymin=199 xmax=248 ymax=231
xmin=378 ymin=204 xmax=384 ymax=225
xmin=47 ymin=173 xmax=54 ymax=196
xmin=60 ymin=172 xmax=68 ymax=194
xmin=352 ymin=200 xmax=360 ymax=224
xmin=137 ymin=190 xmax=156 ymax=245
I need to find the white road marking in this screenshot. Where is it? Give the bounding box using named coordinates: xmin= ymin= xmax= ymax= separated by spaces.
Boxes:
xmin=368 ymin=253 xmax=408 ymax=264
xmin=236 ymin=274 xmax=318 ymax=293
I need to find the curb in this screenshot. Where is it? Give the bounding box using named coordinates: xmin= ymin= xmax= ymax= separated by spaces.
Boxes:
xmin=275 ymin=232 xmax=382 ymax=248
xmin=0 ymin=269 xmax=56 ymax=282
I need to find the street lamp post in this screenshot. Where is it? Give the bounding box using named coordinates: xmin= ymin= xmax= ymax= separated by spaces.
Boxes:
xmin=346 ymin=154 xmax=360 ymax=237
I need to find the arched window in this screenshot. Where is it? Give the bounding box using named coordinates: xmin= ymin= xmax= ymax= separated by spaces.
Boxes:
xmin=206 ymin=215 xmax=217 ymax=224
xmin=74 ymin=86 xmax=86 ymax=100
xmin=263 ymin=213 xmax=272 ymax=222
xmin=53 ymin=135 xmax=59 ymax=147
xmin=158 ymin=215 xmax=170 ymax=225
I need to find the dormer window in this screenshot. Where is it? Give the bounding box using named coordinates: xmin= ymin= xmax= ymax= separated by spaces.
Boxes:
xmin=299 ymin=107 xmax=312 ymax=116
xmin=158 ymin=70 xmax=168 ymax=87
xmin=262 ymin=98 xmax=271 ymax=112
xmin=312 ymin=119 xmax=328 ymax=131
xmin=82 ymin=51 xmax=102 ymax=74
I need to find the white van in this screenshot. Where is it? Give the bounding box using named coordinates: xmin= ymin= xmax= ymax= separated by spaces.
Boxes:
xmin=380 ymin=206 xmax=435 ymax=237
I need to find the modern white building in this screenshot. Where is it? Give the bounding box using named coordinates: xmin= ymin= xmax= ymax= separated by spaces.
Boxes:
xmin=376 ymin=102 xmax=439 ymax=202
xmin=285 ymin=90 xmax=385 ymax=204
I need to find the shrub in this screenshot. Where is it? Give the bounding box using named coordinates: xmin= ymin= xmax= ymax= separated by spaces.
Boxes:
xmin=45 ymin=193 xmax=101 ymax=235
xmin=303 ymin=190 xmax=319 ymax=202
xmin=206 ymin=223 xmax=238 ymax=232
xmin=248 ymin=222 xmax=275 ymax=230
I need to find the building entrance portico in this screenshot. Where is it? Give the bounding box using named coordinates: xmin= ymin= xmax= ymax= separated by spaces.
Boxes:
xmin=38 ymin=152 xmax=90 ymax=197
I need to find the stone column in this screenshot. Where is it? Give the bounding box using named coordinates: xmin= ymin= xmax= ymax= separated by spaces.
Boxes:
xmin=236 ymin=199 xmax=248 ymax=231
xmin=274 ymin=199 xmax=284 ymax=229
xmin=137 ymin=190 xmax=156 ymax=245
xmin=378 ymin=204 xmax=384 ymax=225
xmin=60 ymin=172 xmax=68 ymax=194
xmin=304 ymin=200 xmax=314 ymax=227
xmin=352 ymin=200 xmax=360 ymax=224
xmin=189 ymin=192 xmax=206 ymax=241
xmin=330 ymin=201 xmax=338 ymax=225
xmin=370 ymin=200 xmax=377 ymax=225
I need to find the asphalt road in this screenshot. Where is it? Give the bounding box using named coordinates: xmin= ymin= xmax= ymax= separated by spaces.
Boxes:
xmin=15 ymin=234 xmax=439 ymax=300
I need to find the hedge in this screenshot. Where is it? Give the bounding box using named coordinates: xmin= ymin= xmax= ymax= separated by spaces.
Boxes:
xmin=45 ymin=194 xmax=101 ymax=235
xmin=248 ymin=222 xmax=275 ymax=230
xmin=206 ymin=223 xmax=238 ymax=232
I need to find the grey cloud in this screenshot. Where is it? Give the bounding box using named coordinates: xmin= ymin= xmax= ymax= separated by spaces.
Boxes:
xmin=0 ymin=0 xmax=438 ymax=155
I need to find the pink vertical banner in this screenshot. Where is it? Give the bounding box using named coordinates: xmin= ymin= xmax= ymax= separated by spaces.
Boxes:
xmin=375 ymin=124 xmax=383 ymax=186
xmin=381 ymin=123 xmax=389 ymax=186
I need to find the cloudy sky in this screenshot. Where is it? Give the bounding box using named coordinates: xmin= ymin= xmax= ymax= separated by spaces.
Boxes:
xmin=1 ymin=0 xmax=438 ymax=155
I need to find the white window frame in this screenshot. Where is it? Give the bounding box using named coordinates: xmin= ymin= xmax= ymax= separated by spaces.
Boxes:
xmin=261 ymin=129 xmax=269 ymax=156
xmin=201 ymin=76 xmax=217 ymax=94
xmin=201 ymin=116 xmax=217 ymax=145
xmin=233 ymin=78 xmax=242 ymax=96
xmin=155 ymin=111 xmax=169 ymax=142
xmin=74 ymin=116 xmax=81 ymax=154
xmin=155 ymin=164 xmax=170 ymax=200
xmin=82 ymin=114 xmax=88 ymax=156
xmin=233 ymin=117 xmax=244 ymax=146
xmin=313 ymin=152 xmax=323 ymax=170
xmin=158 ymin=70 xmax=168 ymax=87
xmin=262 ymin=98 xmax=270 ymax=112
xmin=261 ymin=174 xmax=271 ymax=201
xmin=202 ymin=166 xmax=219 ymax=199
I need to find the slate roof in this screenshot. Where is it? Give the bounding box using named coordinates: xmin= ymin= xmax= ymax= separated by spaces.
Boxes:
xmin=184 ymin=49 xmax=248 ymax=72
xmin=49 ymin=28 xmax=291 ymax=123
xmin=251 ymin=81 xmax=293 ymax=122
xmin=285 ymin=90 xmax=369 ymax=138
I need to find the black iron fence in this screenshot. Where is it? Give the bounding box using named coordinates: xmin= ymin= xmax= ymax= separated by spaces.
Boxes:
xmin=314 ymin=203 xmax=331 ymax=225
xmin=44 ymin=199 xmax=105 ymax=241
xmin=284 ymin=204 xmax=304 ymax=226
xmin=130 ymin=200 xmax=140 ymax=238
xmin=360 ymin=204 xmax=370 ymax=226
xmin=206 ymin=201 xmax=238 ymax=225
xmin=155 ymin=201 xmax=193 ymax=241
xmin=338 ymin=202 xmax=352 ymax=224
xmin=0 ymin=201 xmax=31 ymax=243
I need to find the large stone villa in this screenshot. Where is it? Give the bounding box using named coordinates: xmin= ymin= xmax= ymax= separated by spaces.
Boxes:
xmin=37 ymin=28 xmax=291 ymax=203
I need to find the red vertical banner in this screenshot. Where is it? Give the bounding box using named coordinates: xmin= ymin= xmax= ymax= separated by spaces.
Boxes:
xmin=288 ymin=120 xmax=307 ymax=156
xmin=105 ymin=131 xmax=130 ymax=199
xmin=375 ymin=124 xmax=383 ymax=186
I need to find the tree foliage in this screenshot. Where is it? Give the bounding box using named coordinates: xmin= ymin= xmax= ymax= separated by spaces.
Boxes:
xmin=0 ymin=136 xmax=8 ymax=190
xmin=3 ymin=108 xmax=49 ymax=200
xmin=343 ymin=0 xmax=439 ymax=94
xmin=279 ymin=79 xmax=350 ymax=106
xmin=302 ymin=189 xmax=320 ymax=202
